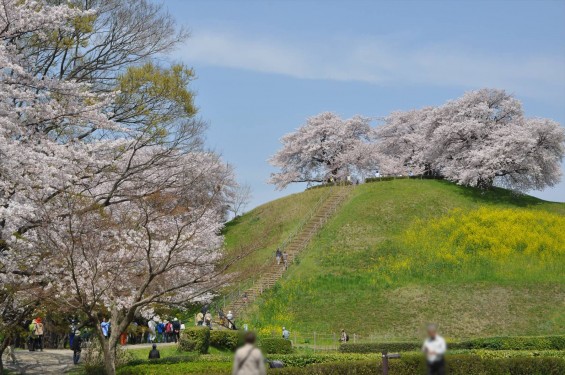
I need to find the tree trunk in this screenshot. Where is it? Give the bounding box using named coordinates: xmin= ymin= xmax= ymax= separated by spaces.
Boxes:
xmin=101 ymin=337 xmax=117 ymax=375
xmin=0 ymin=336 xmax=8 ymax=375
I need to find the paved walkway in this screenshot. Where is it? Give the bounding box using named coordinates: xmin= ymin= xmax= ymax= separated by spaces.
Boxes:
xmin=4 ymin=349 xmax=74 ymax=374
xmin=4 ymin=343 xmax=177 ymax=374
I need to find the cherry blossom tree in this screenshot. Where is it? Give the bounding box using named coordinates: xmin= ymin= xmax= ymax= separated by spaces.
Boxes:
xmin=374 ymin=89 xmax=565 ymax=191
xmin=269 ymin=112 xmax=373 ymax=189
xmin=0 ymin=1 xmax=239 ymax=374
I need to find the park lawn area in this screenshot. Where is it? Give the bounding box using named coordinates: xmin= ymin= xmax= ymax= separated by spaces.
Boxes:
xmin=227 ymin=179 xmax=565 ymax=339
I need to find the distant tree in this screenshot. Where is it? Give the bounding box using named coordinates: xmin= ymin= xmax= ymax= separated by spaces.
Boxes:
xmin=374 ymin=89 xmax=565 ymax=191
xmin=269 ymin=112 xmax=373 ymax=189
xmin=228 ymin=183 xmax=253 ymax=217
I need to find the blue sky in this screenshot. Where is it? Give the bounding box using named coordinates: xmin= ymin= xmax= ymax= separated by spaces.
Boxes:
xmin=162 ymin=0 xmax=565 ymax=208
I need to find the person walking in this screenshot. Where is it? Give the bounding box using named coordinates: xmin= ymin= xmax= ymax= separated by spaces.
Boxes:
xmin=4 ymin=336 xmax=16 ymax=364
xmin=148 ymin=343 xmax=160 ymax=359
xmin=227 ymin=310 xmax=234 ymax=329
xmin=422 ymin=324 xmax=447 ymax=375
xmin=339 ymin=329 xmax=349 ymax=343
xmin=172 ymin=318 xmax=181 ymax=343
xmin=205 ymin=311 xmax=213 ymax=328
xmin=282 ymin=327 xmax=290 ymax=340
xmin=148 ymin=319 xmax=157 ymax=343
xmin=71 ymin=330 xmax=82 ymax=365
xmin=232 ymin=332 xmax=266 ymax=375
xmin=33 ymin=317 xmax=44 ymax=351
xmin=28 ymin=319 xmax=37 ymax=351
xmin=282 ymin=252 xmax=288 ymax=269
xmin=196 ymin=312 xmax=204 ymax=326
xmin=164 ymin=320 xmax=172 ymax=342
xmin=156 ymin=320 xmax=165 ymax=342
xmin=100 ymin=318 xmax=110 ymax=339
xmin=275 ymin=248 xmax=282 ymax=265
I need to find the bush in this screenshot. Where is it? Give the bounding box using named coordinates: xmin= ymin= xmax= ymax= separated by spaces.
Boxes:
xmin=178 ymin=326 xmax=210 ymax=354
xmin=210 ymin=330 xmax=241 ymax=351
xmin=272 ymin=356 xmax=565 ymax=375
xmin=457 ymin=335 xmax=565 ymax=350
xmin=339 ymin=342 xmax=421 ymax=353
xmin=260 ymin=337 xmax=293 ymax=354
xmin=340 ymin=335 xmax=565 ymax=353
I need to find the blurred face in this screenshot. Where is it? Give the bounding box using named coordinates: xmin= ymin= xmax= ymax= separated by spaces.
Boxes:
xmin=427 ymin=328 xmax=437 ymax=338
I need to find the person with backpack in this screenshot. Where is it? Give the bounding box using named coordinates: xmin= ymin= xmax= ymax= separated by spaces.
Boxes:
xmin=156 ymin=321 xmax=165 ymax=342
xmin=164 ymin=321 xmax=173 ymax=342
xmin=232 ymin=332 xmax=266 ymax=375
xmin=34 ymin=317 xmax=44 ymax=351
xmin=71 ymin=330 xmax=83 ymax=365
xmin=339 ymin=329 xmax=349 ymax=343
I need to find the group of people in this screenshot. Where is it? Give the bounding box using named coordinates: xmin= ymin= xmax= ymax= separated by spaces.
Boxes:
xmin=196 ymin=310 xmax=213 ymax=328
xmin=149 ymin=318 xmax=184 ymax=343
xmin=275 ymin=248 xmax=288 ymax=269
xmin=27 ymin=317 xmax=44 ymax=352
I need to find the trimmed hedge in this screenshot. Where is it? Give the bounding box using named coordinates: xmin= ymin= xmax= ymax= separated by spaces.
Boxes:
xmin=210 ymin=330 xmax=241 ymax=351
xmin=179 ymin=326 xmax=210 ymax=354
xmin=260 ymin=337 xmax=293 ymax=354
xmin=273 ymin=356 xmax=565 ymax=375
xmin=340 ymin=335 xmax=565 ymax=353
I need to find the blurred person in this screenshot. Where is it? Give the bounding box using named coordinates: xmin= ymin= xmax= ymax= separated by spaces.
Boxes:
xmin=4 ymin=336 xmax=16 ymax=364
xmin=205 ymin=311 xmax=213 ymax=328
xmin=282 ymin=327 xmax=290 ymax=340
xmin=339 ymin=329 xmax=349 ymax=343
xmin=34 ymin=317 xmax=44 ymax=351
xmin=227 ymin=310 xmax=234 ymax=329
xmin=100 ymin=318 xmax=110 ymax=339
xmin=275 ymin=248 xmax=282 ymax=265
xmin=148 ymin=318 xmax=156 ymax=343
xmin=422 ymin=324 xmax=446 ymax=375
xmin=156 ymin=320 xmax=165 ymax=342
xmin=282 ymin=252 xmax=289 ymax=269
xmin=232 ymin=332 xmax=266 ymax=375
xmin=172 ymin=318 xmax=181 ymax=342
xmin=71 ymin=330 xmax=82 ymax=365
xmin=196 ymin=312 xmax=204 ymax=326
xmin=148 ymin=343 xmax=160 ymax=359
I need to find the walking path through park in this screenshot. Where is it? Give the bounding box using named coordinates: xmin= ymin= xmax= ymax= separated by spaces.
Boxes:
xmin=4 ymin=343 xmax=177 ymax=374
xmin=221 ymin=185 xmax=353 ymax=320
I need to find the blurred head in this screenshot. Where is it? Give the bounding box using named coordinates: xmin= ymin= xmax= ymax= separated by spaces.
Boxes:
xmin=152 ymin=344 xmax=157 ymax=349
xmin=282 ymin=327 xmax=286 ymax=331
xmin=75 ymin=330 xmax=80 ymax=335
xmin=244 ymin=332 xmax=257 ymax=345
xmin=427 ymin=324 xmax=438 ymax=338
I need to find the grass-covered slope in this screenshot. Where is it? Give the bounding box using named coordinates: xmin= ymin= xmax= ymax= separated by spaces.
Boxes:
xmin=224 ymin=179 xmax=565 ymax=340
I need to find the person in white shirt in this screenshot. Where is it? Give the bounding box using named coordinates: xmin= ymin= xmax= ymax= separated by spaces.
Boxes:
xmin=282 ymin=327 xmax=290 ymax=340
xmin=227 ymin=310 xmax=234 ymax=329
xmin=422 ymin=324 xmax=446 ymax=375
xmin=232 ymin=332 xmax=266 ymax=375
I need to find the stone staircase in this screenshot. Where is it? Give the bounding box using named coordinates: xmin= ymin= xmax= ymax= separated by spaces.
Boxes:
xmin=221 ymin=185 xmax=352 ymax=320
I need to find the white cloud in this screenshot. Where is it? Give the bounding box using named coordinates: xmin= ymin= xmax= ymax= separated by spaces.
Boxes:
xmin=177 ymin=30 xmax=565 ymax=100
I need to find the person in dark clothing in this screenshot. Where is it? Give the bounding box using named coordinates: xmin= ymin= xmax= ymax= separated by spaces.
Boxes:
xmin=148 ymin=344 xmax=160 ymax=359
xmin=71 ymin=330 xmax=82 ymax=365
xmin=172 ymin=318 xmax=181 ymax=343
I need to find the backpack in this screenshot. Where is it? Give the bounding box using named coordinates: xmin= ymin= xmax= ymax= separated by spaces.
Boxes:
xmin=165 ymin=323 xmax=172 ymax=333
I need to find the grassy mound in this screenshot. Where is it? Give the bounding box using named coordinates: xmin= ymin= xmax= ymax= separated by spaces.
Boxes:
xmin=223 ymin=179 xmax=565 ymax=340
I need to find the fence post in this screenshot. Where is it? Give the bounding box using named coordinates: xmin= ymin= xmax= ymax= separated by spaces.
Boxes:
xmin=313 ymin=332 xmax=316 ymax=353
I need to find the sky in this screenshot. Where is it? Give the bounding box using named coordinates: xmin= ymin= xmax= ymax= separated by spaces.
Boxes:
xmin=160 ymin=0 xmax=565 ymax=208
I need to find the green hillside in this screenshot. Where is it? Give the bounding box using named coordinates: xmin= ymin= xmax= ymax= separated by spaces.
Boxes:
xmin=224 ymin=179 xmax=565 ymax=340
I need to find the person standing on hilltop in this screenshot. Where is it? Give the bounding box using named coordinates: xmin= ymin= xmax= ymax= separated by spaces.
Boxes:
xmin=422 ymin=324 xmax=447 ymax=375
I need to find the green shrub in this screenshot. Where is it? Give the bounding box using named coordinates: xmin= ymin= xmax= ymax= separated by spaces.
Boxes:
xmin=260 ymin=337 xmax=293 ymax=354
xmin=210 ymin=330 xmax=241 ymax=351
xmin=179 ymin=326 xmax=210 ymax=354
xmin=340 ymin=335 xmax=565 ymax=353
xmin=272 ymin=356 xmax=565 ymax=375
xmin=339 ymin=341 xmax=421 ymax=353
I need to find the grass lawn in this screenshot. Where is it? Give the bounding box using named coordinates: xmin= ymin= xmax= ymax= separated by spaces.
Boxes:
xmin=221 ymin=179 xmax=565 ymax=339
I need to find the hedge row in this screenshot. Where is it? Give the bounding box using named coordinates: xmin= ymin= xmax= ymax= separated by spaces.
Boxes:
xmin=260 ymin=337 xmax=293 ymax=354
xmin=210 ymin=330 xmax=241 ymax=351
xmin=340 ymin=335 xmax=565 ymax=353
xmin=274 ymin=356 xmax=565 ymax=375
xmin=178 ymin=326 xmax=210 ymax=354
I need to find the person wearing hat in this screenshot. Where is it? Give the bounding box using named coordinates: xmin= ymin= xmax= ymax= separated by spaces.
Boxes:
xmin=148 ymin=343 xmax=160 ymax=359
xmin=71 ymin=330 xmax=83 ymax=365
xmin=282 ymin=327 xmax=290 ymax=340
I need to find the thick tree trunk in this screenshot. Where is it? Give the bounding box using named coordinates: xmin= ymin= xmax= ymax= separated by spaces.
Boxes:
xmin=101 ymin=337 xmax=117 ymax=375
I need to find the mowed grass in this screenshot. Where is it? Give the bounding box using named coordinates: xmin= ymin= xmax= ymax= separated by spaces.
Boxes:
xmin=223 ymin=179 xmax=565 ymax=339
